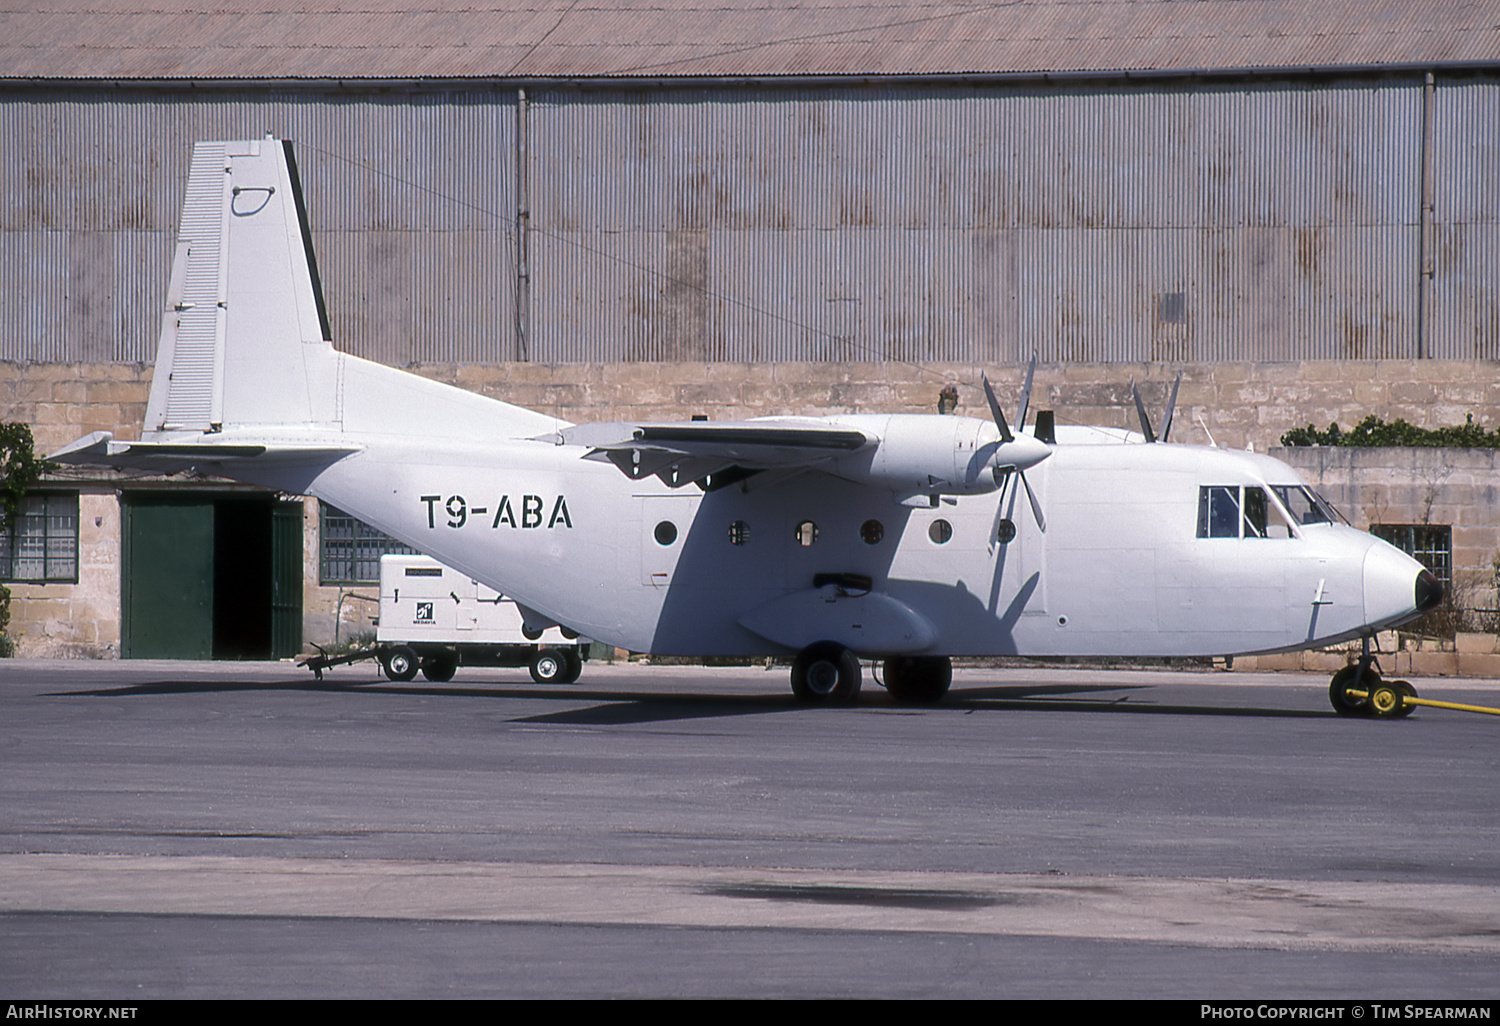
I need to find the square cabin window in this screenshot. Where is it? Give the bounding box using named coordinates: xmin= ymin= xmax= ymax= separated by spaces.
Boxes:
xmin=0 ymin=493 xmax=79 ymax=583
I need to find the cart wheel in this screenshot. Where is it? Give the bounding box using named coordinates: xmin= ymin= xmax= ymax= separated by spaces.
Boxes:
xmin=382 ymin=645 xmax=420 ymax=682
xmin=530 ymin=648 xmax=567 ymax=684
xmin=421 ymin=653 xmax=458 ymax=683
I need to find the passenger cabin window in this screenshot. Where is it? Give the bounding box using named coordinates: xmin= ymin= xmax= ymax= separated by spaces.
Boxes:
xmin=1197 ymin=486 xmax=1293 ymax=539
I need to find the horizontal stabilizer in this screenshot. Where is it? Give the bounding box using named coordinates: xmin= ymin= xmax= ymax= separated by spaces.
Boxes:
xmin=49 ymin=431 xmax=359 ymax=473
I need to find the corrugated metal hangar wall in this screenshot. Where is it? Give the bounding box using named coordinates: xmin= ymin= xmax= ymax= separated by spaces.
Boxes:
xmin=2 ymin=76 xmax=1497 ymax=368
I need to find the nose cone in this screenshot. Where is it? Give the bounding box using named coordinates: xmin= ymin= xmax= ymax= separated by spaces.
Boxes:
xmin=994 ymin=432 xmax=1052 ymax=472
xmin=1363 ymin=540 xmax=1437 ymax=629
xmin=1415 ymin=569 xmax=1444 ymax=613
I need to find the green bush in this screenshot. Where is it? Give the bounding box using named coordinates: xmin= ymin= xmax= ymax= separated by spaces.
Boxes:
xmin=0 ymin=424 xmax=53 ymax=657
xmin=1281 ymin=413 xmax=1500 ymax=449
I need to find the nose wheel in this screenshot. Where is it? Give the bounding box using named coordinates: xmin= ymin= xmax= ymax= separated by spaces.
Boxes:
xmin=1329 ymin=657 xmax=1417 ymax=719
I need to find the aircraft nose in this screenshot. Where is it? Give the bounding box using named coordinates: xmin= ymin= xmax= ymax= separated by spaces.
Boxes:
xmin=1415 ymin=568 xmax=1444 ymax=613
xmin=1363 ymin=540 xmax=1435 ymax=628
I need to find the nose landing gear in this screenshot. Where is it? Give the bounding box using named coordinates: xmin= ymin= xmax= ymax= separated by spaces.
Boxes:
xmin=1329 ymin=637 xmax=1416 ymax=719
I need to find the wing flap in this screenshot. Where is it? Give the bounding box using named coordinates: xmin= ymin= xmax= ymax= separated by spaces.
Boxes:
xmin=555 ymin=420 xmax=872 ymax=485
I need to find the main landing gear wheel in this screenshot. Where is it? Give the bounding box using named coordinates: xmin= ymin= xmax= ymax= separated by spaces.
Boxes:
xmin=530 ymin=647 xmax=568 ymax=684
xmin=881 ymin=655 xmax=953 ymax=703
xmin=790 ymin=642 xmax=862 ymax=704
xmin=1328 ymin=664 xmax=1373 ymax=717
xmin=382 ymin=645 xmax=420 ymax=682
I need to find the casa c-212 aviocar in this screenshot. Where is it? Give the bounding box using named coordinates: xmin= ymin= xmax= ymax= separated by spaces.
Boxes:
xmin=53 ymin=137 xmax=1444 ymax=715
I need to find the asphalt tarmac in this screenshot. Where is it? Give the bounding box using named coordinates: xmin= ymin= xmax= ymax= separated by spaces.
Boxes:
xmin=2 ymin=658 xmax=1498 ymax=999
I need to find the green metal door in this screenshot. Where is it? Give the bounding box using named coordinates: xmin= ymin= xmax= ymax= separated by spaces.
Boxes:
xmin=123 ymin=498 xmax=214 ymax=659
xmin=270 ymin=500 xmax=303 ymax=658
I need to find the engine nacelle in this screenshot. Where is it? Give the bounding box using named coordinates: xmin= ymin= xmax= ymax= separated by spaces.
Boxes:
xmin=825 ymin=414 xmax=1051 ymax=501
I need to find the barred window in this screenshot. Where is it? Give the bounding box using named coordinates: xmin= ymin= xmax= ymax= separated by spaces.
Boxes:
xmin=1370 ymin=524 xmax=1452 ymax=596
xmin=319 ymin=504 xmax=417 ymax=584
xmin=0 ymin=493 xmax=79 ymax=583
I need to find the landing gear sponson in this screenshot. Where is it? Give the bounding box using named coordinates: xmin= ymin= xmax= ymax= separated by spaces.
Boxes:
xmin=789 ymin=643 xmax=953 ymax=705
xmin=1328 ymin=636 xmax=1417 ymax=719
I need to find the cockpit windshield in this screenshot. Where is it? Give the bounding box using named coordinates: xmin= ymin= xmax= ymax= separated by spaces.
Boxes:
xmin=1270 ymin=485 xmax=1345 ymax=526
xmin=1198 ymin=484 xmax=1347 ymax=540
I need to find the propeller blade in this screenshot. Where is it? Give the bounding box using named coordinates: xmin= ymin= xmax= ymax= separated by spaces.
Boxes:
xmin=980 ymin=374 xmax=1015 ymax=444
xmin=1014 ymin=356 xmax=1036 ymax=436
xmin=1020 ymin=470 xmax=1046 ymax=533
xmin=1160 ymin=372 xmax=1181 ymax=443
xmin=1130 ymin=377 xmax=1157 ymax=443
xmin=988 ymin=470 xmax=1014 ymax=552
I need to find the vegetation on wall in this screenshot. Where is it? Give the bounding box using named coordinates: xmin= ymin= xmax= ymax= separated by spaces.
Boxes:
xmin=0 ymin=424 xmax=54 ymax=657
xmin=1281 ymin=413 xmax=1500 ymax=449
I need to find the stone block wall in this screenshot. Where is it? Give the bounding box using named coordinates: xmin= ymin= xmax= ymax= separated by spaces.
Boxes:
xmin=8 ymin=358 xmax=1498 ymax=457
xmin=4 ymin=489 xmax=122 ymax=658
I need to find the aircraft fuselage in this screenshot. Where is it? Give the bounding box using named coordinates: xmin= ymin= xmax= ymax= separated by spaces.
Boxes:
xmin=295 ymin=427 xmax=1422 ymax=662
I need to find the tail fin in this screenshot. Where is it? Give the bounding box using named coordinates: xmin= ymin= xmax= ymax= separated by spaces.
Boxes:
xmin=140 ymin=137 xmax=561 ymax=444
xmin=145 ymin=138 xmax=338 ymax=437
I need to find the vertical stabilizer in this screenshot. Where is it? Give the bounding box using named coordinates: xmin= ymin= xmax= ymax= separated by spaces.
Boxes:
xmin=141 ymin=137 xmax=565 ymax=447
xmin=145 ymin=138 xmax=338 ymax=439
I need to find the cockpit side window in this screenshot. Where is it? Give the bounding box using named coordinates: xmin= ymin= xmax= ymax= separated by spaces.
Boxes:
xmin=1243 ymin=486 xmax=1267 ymax=537
xmin=1197 ymin=486 xmax=1241 ymax=538
xmin=1199 ymin=486 xmax=1294 ymax=539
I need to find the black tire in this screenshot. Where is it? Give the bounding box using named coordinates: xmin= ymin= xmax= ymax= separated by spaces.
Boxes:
xmin=1328 ymin=664 xmax=1375 ymax=717
xmin=790 ymin=642 xmax=861 ymax=704
xmin=1394 ymin=680 xmax=1418 ymax=718
xmin=382 ymin=645 xmax=420 ymax=682
xmin=421 ymin=653 xmax=458 ymax=683
xmin=557 ymin=647 xmax=583 ymax=684
xmin=530 ymin=648 xmax=567 ymax=684
xmin=1368 ymin=678 xmax=1406 ymax=719
xmin=883 ymin=655 xmax=953 ymax=703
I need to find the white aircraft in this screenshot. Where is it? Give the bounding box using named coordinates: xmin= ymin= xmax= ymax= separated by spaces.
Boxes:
xmin=53 ymin=138 xmax=1443 ymax=715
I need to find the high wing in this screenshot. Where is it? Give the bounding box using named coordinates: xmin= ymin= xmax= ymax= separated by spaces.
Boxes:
xmin=548 ymin=413 xmax=1052 ymax=504
xmin=550 ymin=419 xmax=871 ymax=488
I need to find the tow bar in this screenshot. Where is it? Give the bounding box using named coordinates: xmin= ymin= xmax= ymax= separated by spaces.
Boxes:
xmin=1343 ymin=686 xmax=1500 ymax=719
